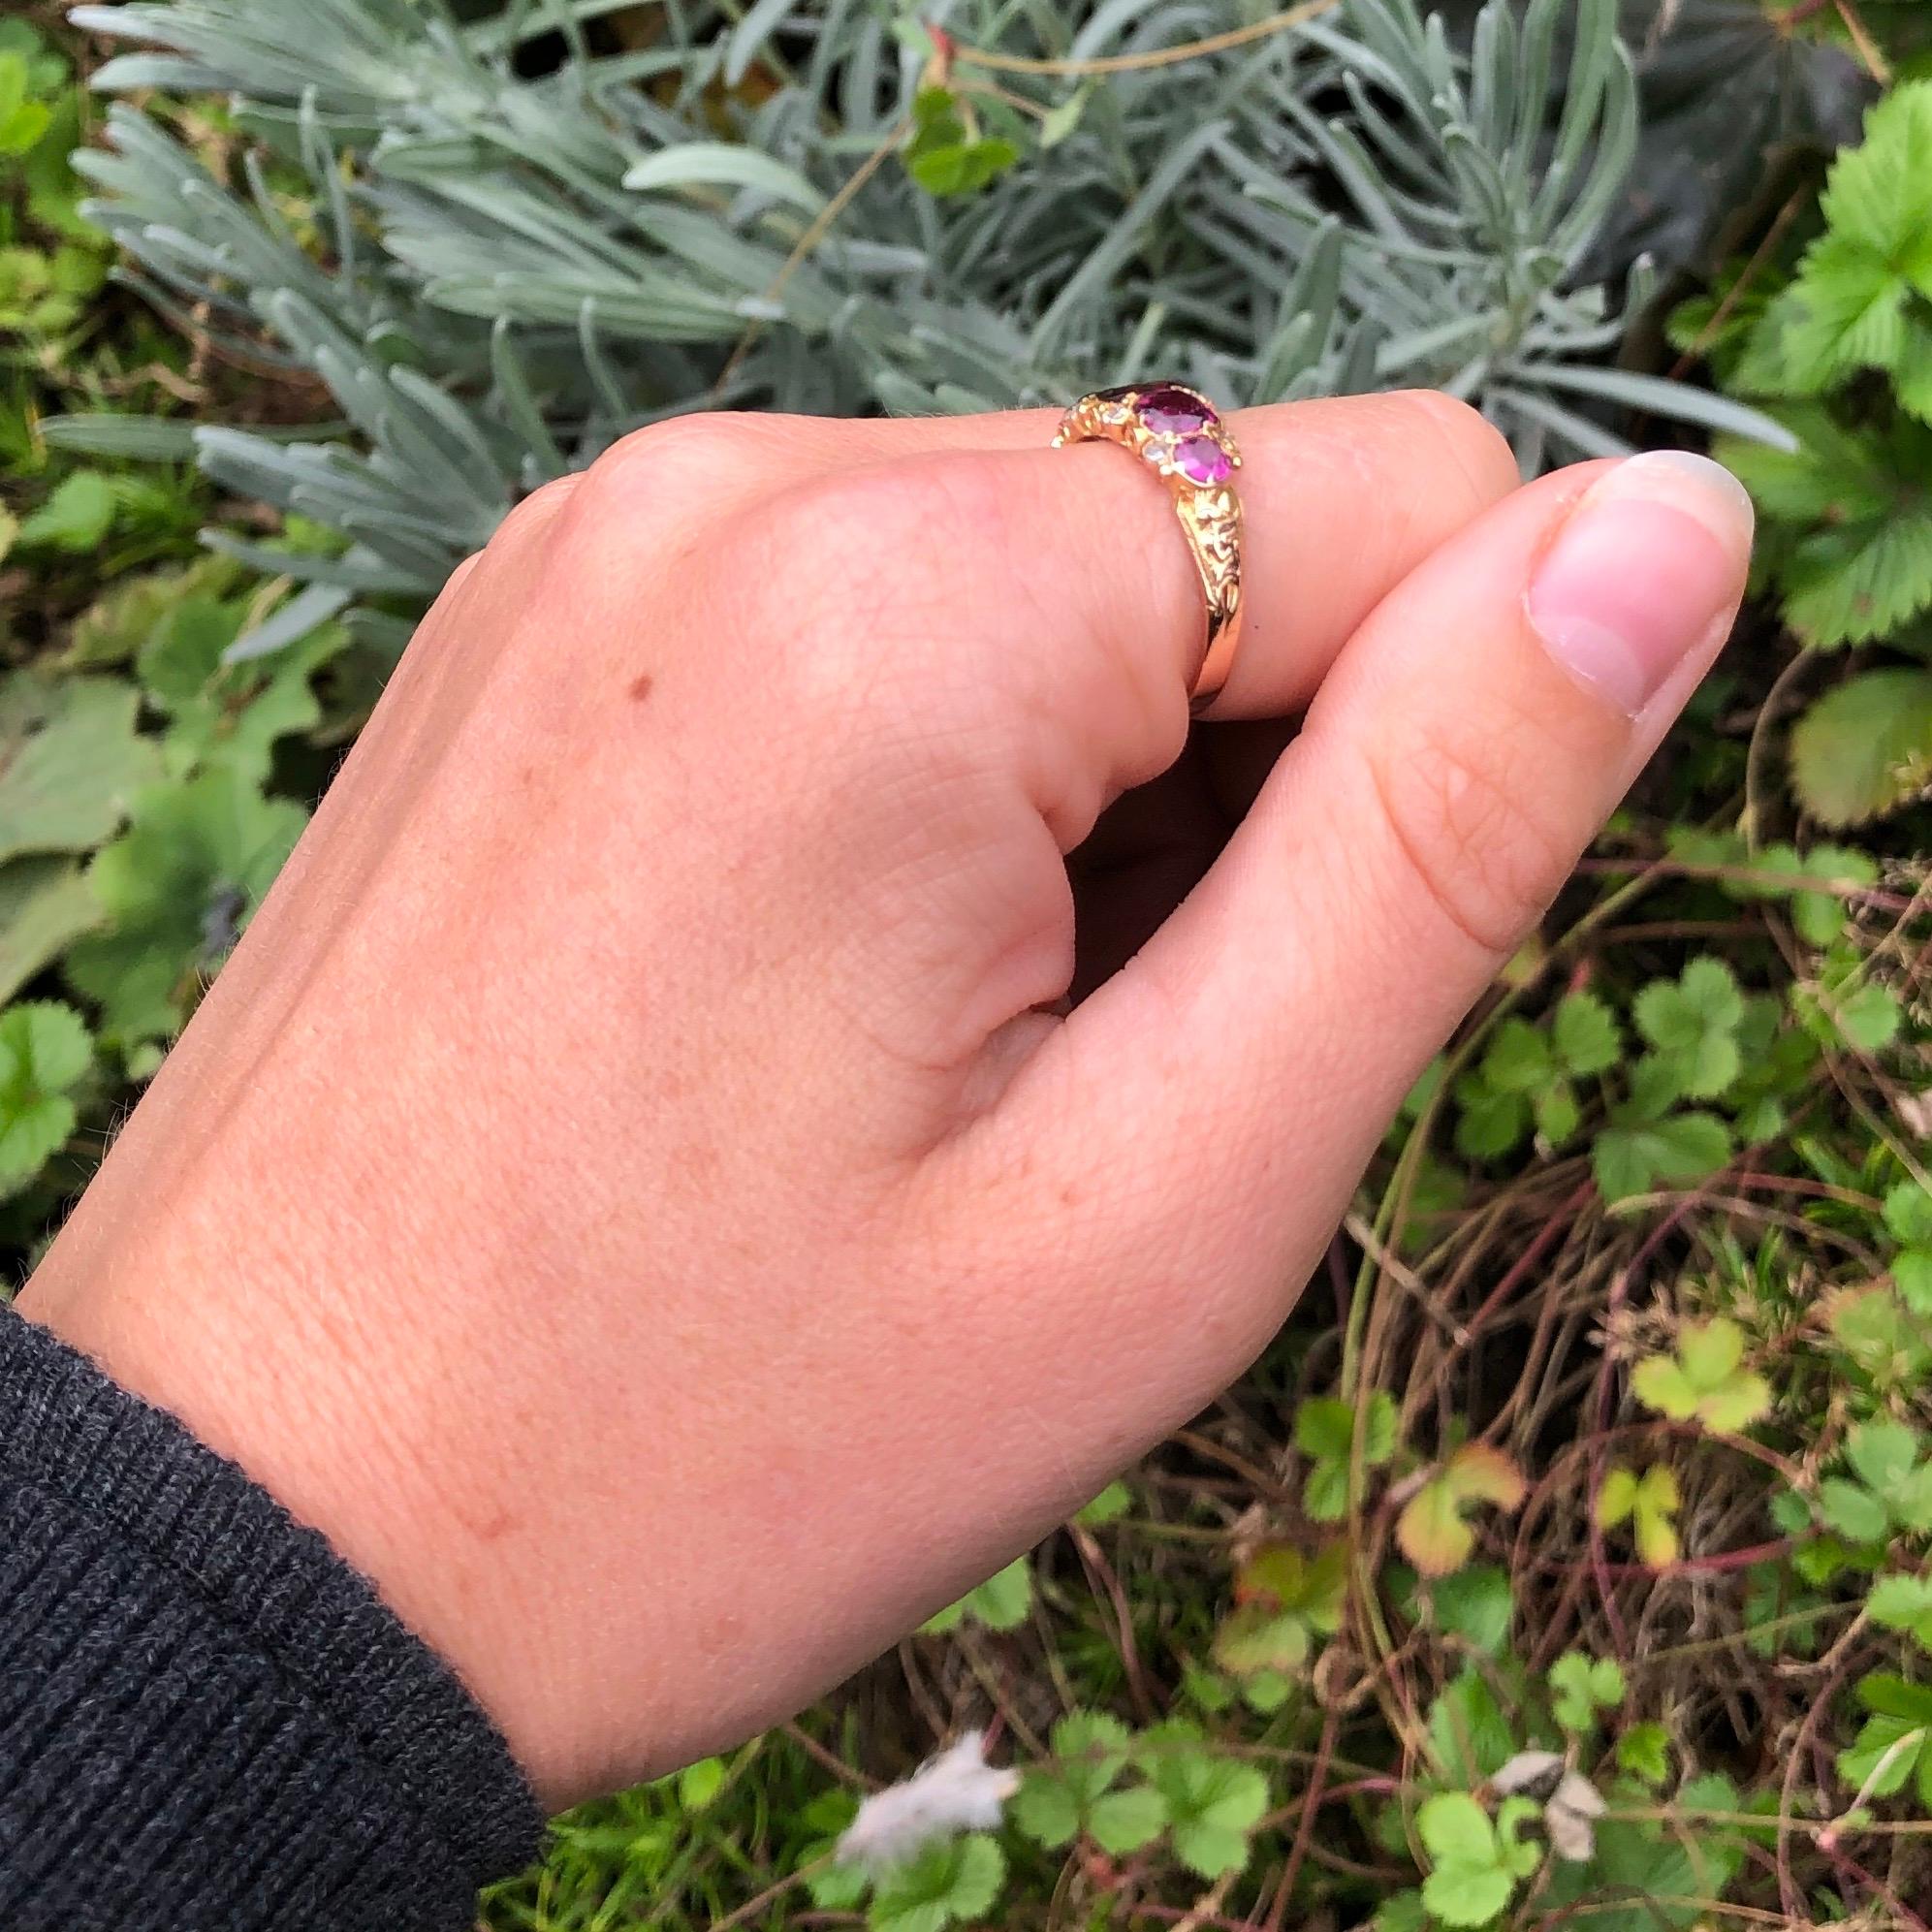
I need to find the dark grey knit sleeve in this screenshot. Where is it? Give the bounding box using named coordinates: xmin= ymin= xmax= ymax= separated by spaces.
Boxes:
xmin=0 ymin=1311 xmax=544 ymax=1930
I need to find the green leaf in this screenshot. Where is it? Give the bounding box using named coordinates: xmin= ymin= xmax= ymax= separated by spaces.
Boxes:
xmin=1885 ymin=1186 xmax=1932 ymax=1251
xmin=0 ymin=674 xmax=165 ymax=865
xmin=1897 ymin=1251 xmax=1932 ymax=1318
xmin=677 ymin=1757 xmax=724 ymax=1809
xmin=903 ymin=89 xmax=1021 ymax=199
xmin=0 ymin=999 xmax=92 ymax=1186
xmin=1087 ymin=1784 xmax=1167 ymax=1854
xmin=1427 ymin=1668 xmax=1515 ymax=1787
xmin=1792 ymin=671 xmax=1932 ymax=826
xmin=1074 ymin=1479 xmax=1132 ymax=1527
xmin=1596 ymin=1464 xmax=1680 ymax=1567
xmin=1616 ymin=1722 xmax=1671 ymax=1786
xmin=1295 ymin=1397 xmax=1358 ymax=1462
xmin=65 ymin=770 xmax=307 ymax=1043
xmin=1781 ymin=84 xmax=1932 ymax=395
xmin=1596 ymin=1467 xmax=1639 ymax=1528
xmin=1846 ymin=1418 xmax=1919 ymax=1496
xmin=138 ymin=597 xmax=334 ymax=786
xmin=16 ymin=470 xmax=117 ymax=553
xmin=1549 ymin=1651 xmax=1625 ymax=1733
xmin=1631 ymin=1318 xmax=1771 ymax=1433
xmin=1858 ymin=1672 xmax=1932 ymax=1723
xmin=1818 ymin=1477 xmax=1890 ymax=1544
xmin=1416 ymin=1792 xmax=1518 ymax=1928
xmin=1553 ymin=991 xmax=1622 ymax=1076
xmin=1633 ymin=958 xmax=1745 ymax=1098
xmin=1832 ymin=983 xmax=1903 ymax=1054
xmin=1481 ymin=1018 xmax=1551 ymax=1093
xmin=1837 ymin=1713 xmax=1927 ymax=1800
xmin=1454 ymin=1074 xmax=1528 ymax=1159
xmin=869 ymin=1835 xmax=1003 ymax=1932
xmin=924 ymin=1555 xmax=1032 ymax=1634
xmin=1594 ymin=1107 xmax=1732 ymax=1204
xmin=1868 ymin=1572 xmax=1932 ymax=1647
xmin=1428 ymin=1565 xmax=1513 ymax=1656
xmin=0 ymin=856 xmax=103 ymax=1007
xmin=1145 ymin=1745 xmax=1268 ymax=1881
xmin=1416 ymin=1789 xmax=1495 ymax=1863
xmin=0 ymin=52 xmax=51 ymax=156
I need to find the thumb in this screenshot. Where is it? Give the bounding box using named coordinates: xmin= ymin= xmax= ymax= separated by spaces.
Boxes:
xmin=984 ymin=450 xmax=1753 ymax=1344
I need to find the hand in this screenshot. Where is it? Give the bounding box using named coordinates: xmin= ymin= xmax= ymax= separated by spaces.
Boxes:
xmin=17 ymin=395 xmax=1751 ymax=1807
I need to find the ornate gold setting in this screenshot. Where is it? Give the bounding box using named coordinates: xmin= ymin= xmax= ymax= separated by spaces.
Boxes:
xmin=1051 ymin=381 xmax=1246 ymax=713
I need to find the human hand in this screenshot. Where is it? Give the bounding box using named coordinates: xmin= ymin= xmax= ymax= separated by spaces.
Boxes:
xmin=17 ymin=394 xmax=1751 ymax=1807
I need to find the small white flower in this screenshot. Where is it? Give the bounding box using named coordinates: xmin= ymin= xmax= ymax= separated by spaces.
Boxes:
xmin=1545 ymin=1770 xmax=1607 ymax=1863
xmin=835 ymin=1730 xmax=1019 ymax=1874
xmin=1492 ymin=1750 xmax=1566 ymax=1797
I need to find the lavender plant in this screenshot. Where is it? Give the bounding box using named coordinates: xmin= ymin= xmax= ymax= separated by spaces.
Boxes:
xmin=58 ymin=0 xmax=1787 ymax=636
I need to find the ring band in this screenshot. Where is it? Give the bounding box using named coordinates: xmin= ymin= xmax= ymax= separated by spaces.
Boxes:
xmin=1052 ymin=382 xmax=1246 ymax=714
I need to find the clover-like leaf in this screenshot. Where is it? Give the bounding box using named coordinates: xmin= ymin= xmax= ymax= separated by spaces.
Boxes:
xmin=1595 ymin=1464 xmax=1681 ymax=1568
xmin=1012 ymin=1712 xmax=1162 ymax=1852
xmin=1631 ymin=1317 xmax=1771 ymax=1434
xmin=1868 ymin=1573 xmax=1932 ymax=1649
xmin=1142 ymin=1739 xmax=1269 ymax=1881
xmin=1592 ymin=1105 xmax=1732 ymax=1205
xmin=903 ymin=88 xmax=1021 ymax=198
xmin=1553 ymin=991 xmax=1622 ymax=1076
xmin=1633 ymin=958 xmax=1746 ymax=1098
xmin=1416 ymin=1792 xmax=1537 ymax=1928
xmin=1214 ymin=1541 xmax=1345 ymax=1680
xmin=0 ymin=999 xmax=92 ymax=1188
xmin=1397 ymin=1445 xmax=1527 ymax=1579
xmin=1295 ymin=1390 xmax=1398 ymax=1520
xmin=1548 ymin=1651 xmax=1625 ymax=1734
xmin=1616 ymin=1723 xmax=1671 ymax=1787
xmin=868 ymin=1833 xmax=1004 ymax=1932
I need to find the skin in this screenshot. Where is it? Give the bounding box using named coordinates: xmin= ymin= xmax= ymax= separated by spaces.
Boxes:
xmin=16 ymin=393 xmax=1752 ymax=1809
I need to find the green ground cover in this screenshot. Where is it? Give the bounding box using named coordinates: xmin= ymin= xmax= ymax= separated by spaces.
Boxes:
xmin=4 ymin=3 xmax=1931 ymax=1926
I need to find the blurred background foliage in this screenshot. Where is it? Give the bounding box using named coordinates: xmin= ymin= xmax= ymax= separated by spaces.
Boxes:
xmin=2 ymin=3 xmax=1931 ymax=1928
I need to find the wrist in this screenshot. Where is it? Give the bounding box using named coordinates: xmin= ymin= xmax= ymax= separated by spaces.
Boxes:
xmin=16 ymin=1134 xmax=583 ymax=1807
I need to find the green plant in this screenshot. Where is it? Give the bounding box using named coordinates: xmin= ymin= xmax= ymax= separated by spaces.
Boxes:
xmin=1415 ymin=1790 xmax=1541 ymax=1927
xmin=1397 ymin=1443 xmax=1528 ymax=1577
xmin=1631 ymin=1317 xmax=1773 ymax=1433
xmin=58 ymin=0 xmax=1788 ymax=626
xmin=1011 ymin=1713 xmax=1166 ymax=1856
xmin=1680 ymin=78 xmax=1932 ymax=826
xmin=8 ymin=6 xmax=1932 ymax=1931
xmin=1594 ymin=1464 xmax=1681 ymax=1568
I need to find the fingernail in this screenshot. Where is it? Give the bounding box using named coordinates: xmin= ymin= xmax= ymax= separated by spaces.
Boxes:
xmin=1526 ymin=451 xmax=1754 ymax=715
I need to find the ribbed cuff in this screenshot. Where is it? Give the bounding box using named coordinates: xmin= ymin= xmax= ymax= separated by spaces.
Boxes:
xmin=0 ymin=1310 xmax=544 ymax=1930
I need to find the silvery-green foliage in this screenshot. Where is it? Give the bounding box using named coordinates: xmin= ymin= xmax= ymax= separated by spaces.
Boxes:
xmin=62 ymin=0 xmax=1789 ymax=612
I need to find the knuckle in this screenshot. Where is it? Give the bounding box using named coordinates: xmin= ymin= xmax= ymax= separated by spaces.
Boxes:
xmin=1367 ymin=706 xmax=1573 ymax=960
xmin=586 ymin=409 xmax=772 ymax=505
xmin=1387 ymin=389 xmax=1520 ymax=507
xmin=730 ymin=455 xmax=1010 ymax=732
xmin=491 ymin=471 xmax=583 ymax=545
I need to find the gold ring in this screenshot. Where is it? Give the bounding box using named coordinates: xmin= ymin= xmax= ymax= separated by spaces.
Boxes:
xmin=1051 ymin=382 xmax=1246 ymax=714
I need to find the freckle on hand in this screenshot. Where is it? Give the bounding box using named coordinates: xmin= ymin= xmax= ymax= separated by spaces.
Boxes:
xmin=628 ymin=672 xmax=655 ymax=704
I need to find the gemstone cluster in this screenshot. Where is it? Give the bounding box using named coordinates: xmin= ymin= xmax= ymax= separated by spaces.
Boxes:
xmin=1095 ymin=382 xmax=1235 ymax=487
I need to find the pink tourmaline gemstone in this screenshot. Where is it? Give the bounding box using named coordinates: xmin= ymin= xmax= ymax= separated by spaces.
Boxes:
xmin=1137 ymin=384 xmax=1214 ymax=435
xmin=1174 ymin=434 xmax=1232 ymax=485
